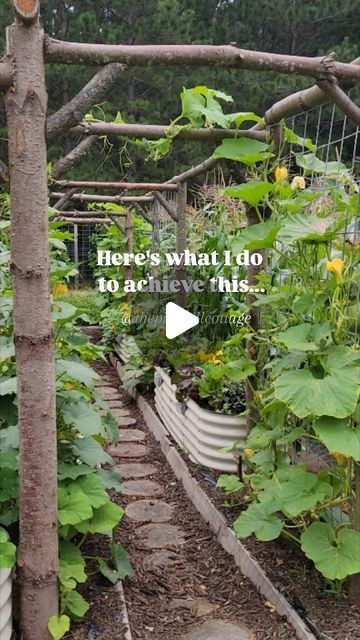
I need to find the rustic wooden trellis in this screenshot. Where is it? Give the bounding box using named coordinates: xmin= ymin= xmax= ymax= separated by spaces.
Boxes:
xmin=1 ymin=1 xmax=359 ymax=638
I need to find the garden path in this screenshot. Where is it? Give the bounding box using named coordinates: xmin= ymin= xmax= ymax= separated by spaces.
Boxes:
xmin=90 ymin=362 xmax=298 ymax=640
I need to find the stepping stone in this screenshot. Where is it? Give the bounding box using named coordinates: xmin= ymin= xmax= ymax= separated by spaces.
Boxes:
xmin=144 ymin=549 xmax=178 ymax=569
xmin=135 ymin=523 xmax=185 ymax=548
xmin=99 ymin=387 xmax=120 ymax=399
xmin=108 ymin=443 xmax=149 ymax=458
xmin=120 ymin=429 xmax=146 ymax=442
xmin=107 ymin=400 xmax=125 ymax=408
xmin=170 ymin=598 xmax=218 ymax=617
xmin=122 ymin=480 xmax=163 ymax=497
xmin=180 ymin=621 xmax=254 ymax=640
xmin=125 ymin=500 xmax=173 ymax=523
xmin=110 ymin=408 xmax=131 ymax=417
xmin=113 ymin=463 xmax=157 ymax=479
xmin=115 ymin=415 xmax=137 ymax=427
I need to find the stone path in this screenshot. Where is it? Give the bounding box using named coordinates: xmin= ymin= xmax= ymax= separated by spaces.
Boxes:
xmin=97 ymin=377 xmax=255 ymax=640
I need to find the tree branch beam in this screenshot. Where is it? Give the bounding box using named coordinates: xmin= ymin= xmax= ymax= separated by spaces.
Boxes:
xmin=317 ymin=79 xmax=360 ymax=126
xmin=70 ymin=121 xmax=267 ymax=142
xmin=59 ymin=216 xmax=109 ymax=224
xmin=167 ymin=156 xmax=220 ymax=184
xmin=54 ymin=179 xmax=178 ymax=191
xmin=44 ymin=40 xmax=360 ymax=82
xmin=47 ymin=62 xmax=126 ymax=141
xmin=264 ymin=56 xmax=360 ymax=124
xmin=152 ymin=191 xmax=178 ymax=221
xmin=56 ymin=210 xmax=127 ymax=217
xmin=53 ymin=187 xmax=79 ymax=211
xmin=50 ymin=192 xmax=154 ymax=203
xmin=51 ymin=136 xmax=98 ymax=179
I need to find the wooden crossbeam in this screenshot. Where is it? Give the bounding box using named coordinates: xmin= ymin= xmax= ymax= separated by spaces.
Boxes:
xmin=54 ymin=180 xmax=178 ymax=191
xmin=50 ymin=191 xmax=153 ymax=203
xmin=70 ymin=122 xmax=266 ymax=142
xmin=45 ymin=40 xmax=360 ymax=83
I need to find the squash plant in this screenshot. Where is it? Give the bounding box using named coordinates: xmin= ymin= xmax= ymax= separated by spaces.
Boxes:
xmin=216 ymin=142 xmax=360 ymax=585
xmin=0 ymin=204 xmax=132 ymax=635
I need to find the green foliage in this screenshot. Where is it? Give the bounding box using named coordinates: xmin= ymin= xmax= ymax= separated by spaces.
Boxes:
xmin=97 ymin=543 xmax=134 ymax=584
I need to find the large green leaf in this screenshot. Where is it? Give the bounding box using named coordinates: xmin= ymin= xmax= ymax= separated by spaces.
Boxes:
xmin=213 ymin=138 xmax=273 ymax=166
xmin=274 ymin=346 xmax=360 ymax=418
xmin=72 ymin=436 xmax=112 ymax=467
xmin=278 ymin=213 xmax=335 ymax=246
xmin=71 ymin=474 xmax=109 ymax=509
xmin=97 ymin=543 xmax=134 ymax=584
xmin=261 ymin=471 xmax=332 ymax=518
xmin=223 ymin=358 xmax=256 ymax=381
xmin=58 ymin=486 xmax=93 ymax=526
xmin=313 ymin=416 xmax=360 ymax=461
xmin=57 ymin=462 xmax=93 ymax=481
xmin=0 ymin=529 xmax=16 ymax=568
xmin=59 ymin=541 xmax=87 ymax=584
xmin=232 ymin=219 xmax=281 ymax=252
xmin=216 ymin=474 xmax=244 ymax=494
xmin=0 ymin=376 xmax=17 ymax=396
xmin=301 ymin=523 xmax=360 ymax=580
xmin=233 ymin=501 xmax=283 ymax=541
xmin=75 ymin=501 xmax=124 ymax=534
xmin=62 ymin=396 xmax=104 ymax=437
xmin=296 ymin=153 xmax=348 ymax=176
xmin=63 ymin=590 xmax=89 ymax=618
xmin=221 ymin=181 xmax=273 ymax=206
xmin=48 ymin=615 xmax=70 ymax=640
xmin=274 ymin=323 xmax=331 ymax=352
xmin=56 ymin=358 xmax=99 ymax=388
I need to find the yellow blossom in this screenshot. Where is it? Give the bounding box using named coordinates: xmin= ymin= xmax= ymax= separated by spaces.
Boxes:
xmin=53 ymin=282 xmax=68 ymax=298
xmin=275 ymin=166 xmax=288 ymax=182
xmin=326 ymin=258 xmax=344 ymax=284
xmin=330 ymin=451 xmax=348 ymax=466
xmin=291 ymin=175 xmax=306 ymax=190
xmin=64 ymin=382 xmax=73 ymax=391
xmin=244 ymin=448 xmax=255 ymax=459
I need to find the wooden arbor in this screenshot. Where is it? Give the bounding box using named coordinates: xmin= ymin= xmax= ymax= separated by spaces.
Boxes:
xmin=1 ymin=1 xmax=360 ymax=638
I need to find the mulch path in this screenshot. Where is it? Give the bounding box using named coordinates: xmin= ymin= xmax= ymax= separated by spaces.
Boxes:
xmin=68 ymin=359 xmax=297 ymax=640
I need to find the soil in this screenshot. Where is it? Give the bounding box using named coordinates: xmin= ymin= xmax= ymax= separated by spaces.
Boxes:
xmin=68 ymin=359 xmax=297 ymax=640
xmin=189 ymin=461 xmax=360 ymax=640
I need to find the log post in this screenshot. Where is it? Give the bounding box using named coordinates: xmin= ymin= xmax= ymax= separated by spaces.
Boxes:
xmin=350 ymin=462 xmax=360 ymax=602
xmin=175 ymin=183 xmax=187 ymax=307
xmin=5 ymin=3 xmax=58 ymax=639
xmin=125 ymin=209 xmax=133 ymax=303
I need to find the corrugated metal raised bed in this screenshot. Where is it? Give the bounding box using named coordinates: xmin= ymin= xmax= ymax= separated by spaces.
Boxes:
xmin=154 ymin=366 xmax=247 ymax=473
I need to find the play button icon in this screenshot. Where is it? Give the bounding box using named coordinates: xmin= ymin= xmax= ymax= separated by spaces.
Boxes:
xmin=165 ymin=302 xmax=199 ymax=339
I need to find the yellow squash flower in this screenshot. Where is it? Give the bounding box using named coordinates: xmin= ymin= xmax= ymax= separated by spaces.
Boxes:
xmin=330 ymin=451 xmax=348 ymax=466
xmin=326 ymin=258 xmax=344 ymax=284
xmin=244 ymin=448 xmax=255 ymax=459
xmin=64 ymin=382 xmax=73 ymax=391
xmin=291 ymin=175 xmax=306 ymax=190
xmin=275 ymin=166 xmax=288 ymax=182
xmin=53 ymin=282 xmax=68 ymax=298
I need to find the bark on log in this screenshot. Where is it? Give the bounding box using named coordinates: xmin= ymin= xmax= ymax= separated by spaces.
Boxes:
xmin=5 ymin=14 xmax=58 ymax=640
xmin=349 ymin=462 xmax=360 ymax=602
xmin=44 ymin=39 xmax=360 ymax=82
xmin=70 ymin=121 xmax=266 ymax=142
xmin=175 ymin=183 xmax=187 ymax=307
xmin=152 ymin=191 xmax=178 ymax=221
xmin=50 ymin=192 xmax=153 ymax=203
xmin=57 ymin=210 xmax=126 ymax=217
xmin=47 ymin=62 xmax=125 ymax=140
xmin=317 ymin=79 xmax=360 ymax=126
xmin=168 ymin=156 xmax=220 ymax=184
xmin=264 ymin=56 xmax=360 ymax=124
xmin=59 ymin=216 xmax=109 ymax=224
xmin=51 ymin=136 xmax=98 ymax=179
xmin=53 ymin=187 xmax=78 ymax=211
xmin=54 ymin=179 xmax=178 ymax=191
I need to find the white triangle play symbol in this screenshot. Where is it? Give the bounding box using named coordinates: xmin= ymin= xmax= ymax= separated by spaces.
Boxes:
xmin=165 ymin=302 xmax=199 ymax=339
